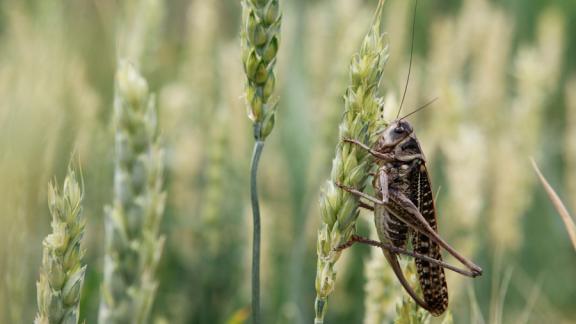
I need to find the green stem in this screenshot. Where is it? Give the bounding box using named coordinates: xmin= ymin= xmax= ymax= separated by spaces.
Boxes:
xmin=315 ymin=296 xmax=327 ymax=324
xmin=250 ymin=139 xmax=265 ymax=324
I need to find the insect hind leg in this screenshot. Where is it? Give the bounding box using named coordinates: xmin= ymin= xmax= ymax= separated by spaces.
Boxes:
xmin=358 ymin=201 xmax=374 ymax=211
xmin=335 ymin=235 xmax=480 ymax=278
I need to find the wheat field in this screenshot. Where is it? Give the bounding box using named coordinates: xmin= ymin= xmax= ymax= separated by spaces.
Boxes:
xmin=0 ymin=0 xmax=575 ymax=323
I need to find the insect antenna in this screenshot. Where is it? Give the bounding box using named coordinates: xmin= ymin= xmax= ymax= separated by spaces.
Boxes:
xmin=396 ymin=0 xmax=419 ymax=119
xmin=399 ymin=97 xmax=438 ymax=120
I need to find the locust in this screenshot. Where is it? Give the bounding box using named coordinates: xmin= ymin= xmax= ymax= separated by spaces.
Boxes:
xmin=335 ymin=118 xmax=483 ymax=316
xmin=331 ymin=0 xmax=482 ymax=315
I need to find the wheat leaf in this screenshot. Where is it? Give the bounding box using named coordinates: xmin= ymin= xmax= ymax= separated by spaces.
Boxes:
xmin=531 ymin=158 xmax=576 ymax=251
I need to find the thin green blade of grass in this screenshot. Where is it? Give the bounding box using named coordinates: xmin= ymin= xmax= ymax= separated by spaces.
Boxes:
xmin=530 ymin=158 xmax=576 ymax=251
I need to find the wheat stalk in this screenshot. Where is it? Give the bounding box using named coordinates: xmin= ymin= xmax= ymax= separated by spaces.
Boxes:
xmin=35 ymin=167 xmax=86 ymax=324
xmin=98 ymin=62 xmax=166 ymax=324
xmin=240 ymin=0 xmax=281 ymax=322
xmin=314 ymin=1 xmax=388 ymax=322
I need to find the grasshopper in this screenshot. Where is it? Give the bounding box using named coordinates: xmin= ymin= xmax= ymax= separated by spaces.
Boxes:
xmin=336 ymin=118 xmax=483 ymax=316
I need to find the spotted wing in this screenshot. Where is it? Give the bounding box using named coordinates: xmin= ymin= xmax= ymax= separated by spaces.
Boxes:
xmin=410 ymin=162 xmax=448 ymax=316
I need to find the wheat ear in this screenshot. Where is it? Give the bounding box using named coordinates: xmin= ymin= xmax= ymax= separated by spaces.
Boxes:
xmin=98 ymin=62 xmax=166 ymax=324
xmin=314 ymin=1 xmax=388 ymax=322
xmin=35 ymin=167 xmax=86 ymax=324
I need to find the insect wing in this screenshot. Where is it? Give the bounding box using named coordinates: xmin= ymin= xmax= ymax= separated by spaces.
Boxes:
xmin=410 ymin=163 xmax=448 ymax=316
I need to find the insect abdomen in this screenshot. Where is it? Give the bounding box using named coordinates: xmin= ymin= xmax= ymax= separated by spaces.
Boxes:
xmin=388 ymin=215 xmax=409 ymax=248
xmin=373 ymin=205 xmax=409 ymax=249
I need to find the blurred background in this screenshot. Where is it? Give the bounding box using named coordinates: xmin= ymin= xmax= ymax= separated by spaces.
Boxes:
xmin=0 ymin=0 xmax=575 ymax=323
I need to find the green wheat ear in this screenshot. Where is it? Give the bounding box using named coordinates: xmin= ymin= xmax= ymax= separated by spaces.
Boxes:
xmin=314 ymin=0 xmax=388 ymax=322
xmin=35 ymin=167 xmax=86 ymax=324
xmin=241 ymin=0 xmax=281 ymax=140
xmin=99 ymin=62 xmax=166 ymax=324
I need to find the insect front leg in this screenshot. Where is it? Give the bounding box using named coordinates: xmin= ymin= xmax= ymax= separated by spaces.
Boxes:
xmin=335 ymin=167 xmax=391 ymax=205
xmin=335 ymin=182 xmax=385 ymax=205
xmin=341 ymin=138 xmax=394 ymax=161
xmin=378 ymin=167 xmax=389 ymax=203
xmin=386 ymin=190 xmax=483 ymax=277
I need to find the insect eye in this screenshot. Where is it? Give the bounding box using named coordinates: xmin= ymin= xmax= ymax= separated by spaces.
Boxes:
xmin=394 ymin=127 xmax=404 ymax=134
